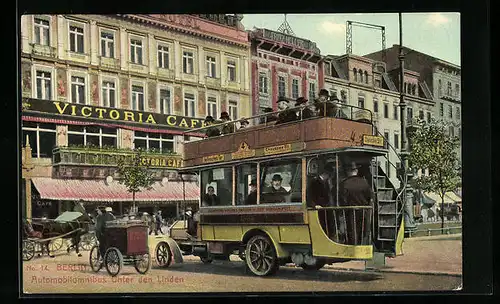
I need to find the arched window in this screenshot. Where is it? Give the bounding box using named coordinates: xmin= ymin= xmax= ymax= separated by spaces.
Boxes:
xmin=359 ymin=69 xmax=363 ymax=82
xmin=438 ymin=79 xmax=442 ymax=94
xmin=412 ymin=84 xmax=416 ymax=95
xmin=455 ymin=84 xmax=460 ymax=97
xmin=353 ymin=68 xmax=357 ymax=82
xmin=364 ymin=71 xmax=368 ymax=84
xmin=447 ymin=81 xmax=452 ymax=96
xmin=404 ymin=82 xmax=407 ymax=93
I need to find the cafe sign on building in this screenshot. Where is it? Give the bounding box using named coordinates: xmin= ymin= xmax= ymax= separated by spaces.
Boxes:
xmin=22 ymin=98 xmax=207 ymax=131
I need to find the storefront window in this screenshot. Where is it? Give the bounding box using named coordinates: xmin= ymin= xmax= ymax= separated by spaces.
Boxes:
xmin=67 ymin=125 xmax=118 ymax=148
xmin=133 ymin=131 xmax=174 ymax=153
xmin=22 ymin=122 xmax=56 ymax=158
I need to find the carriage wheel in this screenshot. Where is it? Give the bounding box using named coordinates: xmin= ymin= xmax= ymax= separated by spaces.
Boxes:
xmin=104 ymin=247 xmax=123 ymax=277
xmin=80 ymin=233 xmax=97 ymax=251
xmin=89 ymin=245 xmax=103 ymax=272
xmin=22 ymin=240 xmax=35 ymax=261
xmin=154 ymin=242 xmax=172 ymax=268
xmin=245 ymin=235 xmax=279 ymax=276
xmin=200 ymin=256 xmax=213 ymax=264
xmin=48 ymin=238 xmax=64 ymax=252
xmin=134 ymin=253 xmax=151 ymax=274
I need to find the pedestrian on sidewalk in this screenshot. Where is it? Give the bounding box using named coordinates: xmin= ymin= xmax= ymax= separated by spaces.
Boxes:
xmin=154 ymin=210 xmax=163 ymax=235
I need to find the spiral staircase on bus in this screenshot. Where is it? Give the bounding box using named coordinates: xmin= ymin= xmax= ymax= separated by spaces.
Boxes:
xmin=371 ymin=130 xmax=408 ymax=257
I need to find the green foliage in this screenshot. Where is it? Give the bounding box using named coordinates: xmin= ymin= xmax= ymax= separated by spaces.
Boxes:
xmin=117 ymin=148 xmax=154 ymax=201
xmin=408 ymin=119 xmax=461 ymax=201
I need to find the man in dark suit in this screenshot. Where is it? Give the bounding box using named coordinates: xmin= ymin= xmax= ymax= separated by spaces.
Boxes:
xmin=314 ymin=89 xmax=336 ymax=117
xmin=264 ymin=174 xmax=289 ymax=203
xmin=275 ymin=97 xmax=297 ymax=124
xmin=204 ymin=115 xmax=221 ymax=137
xmin=307 ymin=160 xmax=336 ymax=208
xmin=202 ymin=186 xmax=219 ymax=206
xmin=245 ymin=179 xmax=257 ymax=205
xmin=260 ymin=107 xmax=277 ymax=124
xmin=295 ymin=97 xmax=315 ymax=120
xmin=338 ymin=161 xmax=374 ymax=245
xmin=219 ymin=112 xmax=235 ymax=135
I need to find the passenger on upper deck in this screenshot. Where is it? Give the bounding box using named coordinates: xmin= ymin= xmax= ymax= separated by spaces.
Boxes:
xmin=314 ymin=89 xmax=336 ymax=117
xmin=220 ymin=112 xmax=235 ymax=135
xmin=204 ymin=115 xmax=221 ymax=137
xmin=329 ymin=96 xmax=348 ymax=119
xmin=295 ymin=97 xmax=315 ymax=120
xmin=260 ymin=107 xmax=277 ymax=124
xmin=238 ymin=118 xmax=249 ymax=130
xmin=202 ymin=186 xmax=220 ymax=206
xmin=276 ymin=97 xmax=297 ymax=125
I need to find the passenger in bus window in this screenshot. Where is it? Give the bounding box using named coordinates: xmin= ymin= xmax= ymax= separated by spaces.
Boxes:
xmin=307 ymin=160 xmax=336 ymax=208
xmin=339 ymin=161 xmax=374 ymax=245
xmin=263 ymin=174 xmax=288 ymax=203
xmin=202 ymin=186 xmax=219 ymax=206
xmin=245 ymin=179 xmax=257 ymax=205
xmin=260 ymin=107 xmax=277 ymax=124
xmin=220 ymin=112 xmax=235 ymax=135
xmin=276 ymin=97 xmax=297 ymax=124
xmin=295 ymin=97 xmax=315 ymax=120
xmin=204 ymin=115 xmax=221 ymax=137
xmin=314 ymin=89 xmax=335 ymax=117
xmin=330 ymin=96 xmax=348 ymax=119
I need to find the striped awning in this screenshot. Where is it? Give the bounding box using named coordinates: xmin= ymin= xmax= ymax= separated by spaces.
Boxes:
xmin=31 ymin=177 xmax=199 ymax=202
xmin=423 ymin=192 xmax=458 ymax=205
xmin=445 ymin=192 xmax=462 ymax=203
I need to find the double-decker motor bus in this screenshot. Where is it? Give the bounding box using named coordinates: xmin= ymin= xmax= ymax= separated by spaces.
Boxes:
xmin=154 ymin=100 xmax=406 ymax=276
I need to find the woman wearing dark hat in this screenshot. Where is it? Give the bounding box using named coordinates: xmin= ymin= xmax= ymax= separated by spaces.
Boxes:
xmin=220 ymin=111 xmax=235 ymax=135
xmin=314 ymin=89 xmax=335 ymax=117
xmin=276 ymin=97 xmax=297 ymax=124
xmin=295 ymin=97 xmax=315 ymax=120
xmin=238 ymin=117 xmax=249 ymax=130
xmin=204 ymin=115 xmax=221 ymax=137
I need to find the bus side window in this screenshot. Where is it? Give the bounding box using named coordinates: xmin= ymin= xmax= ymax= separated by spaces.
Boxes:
xmin=236 ymin=164 xmax=257 ymax=205
xmin=201 ymin=167 xmax=233 ymax=206
xmin=259 ymin=159 xmax=302 ymax=204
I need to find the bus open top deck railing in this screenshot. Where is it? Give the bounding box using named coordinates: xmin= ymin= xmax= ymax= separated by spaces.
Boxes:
xmin=181 ymin=101 xmax=381 ymax=168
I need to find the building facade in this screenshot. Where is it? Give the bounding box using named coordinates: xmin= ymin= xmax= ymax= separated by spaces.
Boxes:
xmin=365 ymin=45 xmax=462 ymax=160
xmin=322 ymin=54 xmax=435 ymax=188
xmin=249 ymin=28 xmax=322 ymax=114
xmin=20 ymin=14 xmax=251 ymax=219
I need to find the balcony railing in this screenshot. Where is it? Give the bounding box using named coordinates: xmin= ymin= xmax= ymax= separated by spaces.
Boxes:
xmin=31 ymin=44 xmax=56 ymax=58
xmin=52 ymin=146 xmax=181 ymax=168
xmin=99 ymin=56 xmax=120 ymax=69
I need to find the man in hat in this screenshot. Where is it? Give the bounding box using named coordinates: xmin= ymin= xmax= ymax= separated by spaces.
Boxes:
xmin=338 ymin=161 xmax=374 ymax=245
xmin=95 ymin=206 xmax=115 ymax=259
xmin=307 ymin=159 xmax=336 ymax=208
xmin=245 ymin=179 xmax=258 ymax=205
xmin=264 ymin=174 xmax=289 ymax=203
xmin=154 ymin=210 xmax=163 ymax=235
xmin=314 ymin=89 xmax=335 ymax=117
xmin=276 ymin=97 xmax=297 ymax=124
xmin=295 ymin=97 xmax=315 ymax=120
xmin=238 ymin=118 xmax=249 ymax=130
xmin=260 ymin=107 xmax=277 ymax=124
xmin=219 ymin=112 xmax=235 ymax=135
xmin=204 ymin=115 xmax=221 ymax=137
xmin=329 ymin=96 xmax=348 ymax=119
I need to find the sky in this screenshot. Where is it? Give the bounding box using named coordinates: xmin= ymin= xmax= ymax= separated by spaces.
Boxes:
xmin=241 ymin=13 xmax=460 ymax=66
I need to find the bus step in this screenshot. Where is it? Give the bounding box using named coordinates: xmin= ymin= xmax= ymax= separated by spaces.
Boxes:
xmin=378 ymin=238 xmax=397 ymax=241
xmin=378 ymin=225 xmax=397 ymax=228
xmin=378 ymin=212 xmax=397 ymax=215
xmin=378 ymin=199 xmax=396 ymax=203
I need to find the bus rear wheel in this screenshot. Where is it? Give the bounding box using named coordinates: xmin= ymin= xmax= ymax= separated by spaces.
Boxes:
xmin=245 ymin=235 xmax=279 ymax=276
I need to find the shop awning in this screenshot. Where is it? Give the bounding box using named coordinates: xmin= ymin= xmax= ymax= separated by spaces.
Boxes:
xmin=423 ymin=192 xmax=457 ymax=205
xmin=445 ymin=192 xmax=462 ymax=203
xmin=31 ymin=177 xmax=199 ymax=202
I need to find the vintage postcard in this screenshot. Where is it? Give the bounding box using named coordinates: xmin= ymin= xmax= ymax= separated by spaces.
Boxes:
xmin=20 ymin=13 xmax=462 ymax=294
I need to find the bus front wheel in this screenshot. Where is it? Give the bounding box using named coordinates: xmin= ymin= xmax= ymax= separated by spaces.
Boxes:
xmin=245 ymin=235 xmax=279 ymax=276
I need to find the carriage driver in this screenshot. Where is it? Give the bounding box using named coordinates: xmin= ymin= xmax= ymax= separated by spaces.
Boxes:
xmin=95 ymin=206 xmax=116 ymax=259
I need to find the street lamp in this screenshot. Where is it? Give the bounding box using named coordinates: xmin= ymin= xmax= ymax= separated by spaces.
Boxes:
xmin=398 ymin=12 xmax=416 ymax=233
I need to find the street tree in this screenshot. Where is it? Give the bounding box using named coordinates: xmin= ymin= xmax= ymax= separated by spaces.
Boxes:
xmin=117 ymin=148 xmax=154 ymax=215
xmin=408 ymin=119 xmax=461 ymax=232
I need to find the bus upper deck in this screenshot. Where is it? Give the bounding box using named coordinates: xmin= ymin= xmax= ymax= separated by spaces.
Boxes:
xmin=182 ymin=100 xmax=384 ymax=168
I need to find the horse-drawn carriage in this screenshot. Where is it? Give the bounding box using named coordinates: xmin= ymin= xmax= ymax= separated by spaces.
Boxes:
xmin=22 ymin=210 xmax=96 ymax=261
xmin=89 ymin=220 xmax=151 ymax=277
